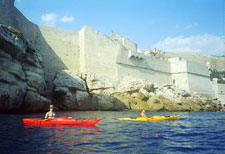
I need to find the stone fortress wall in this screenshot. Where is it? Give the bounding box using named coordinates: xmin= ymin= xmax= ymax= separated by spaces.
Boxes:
xmin=113 ymin=33 xmax=172 ymax=86
xmin=78 ymin=26 xmax=220 ymax=99
xmin=212 ymin=83 xmax=225 ymax=105
xmin=38 ymin=26 xmax=80 ymax=71
xmin=1 ymin=0 xmax=224 ymax=103
xmin=79 ymin=26 xmax=120 ymax=84
xmin=169 ymin=57 xmax=215 ymax=97
xmin=164 ymin=51 xmax=225 ymax=72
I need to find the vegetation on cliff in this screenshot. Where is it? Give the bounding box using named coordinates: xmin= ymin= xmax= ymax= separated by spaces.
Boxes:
xmin=210 ymin=69 xmax=225 ymax=84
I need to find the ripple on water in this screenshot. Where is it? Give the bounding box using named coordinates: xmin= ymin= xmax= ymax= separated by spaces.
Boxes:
xmin=0 ymin=111 xmax=225 ymax=154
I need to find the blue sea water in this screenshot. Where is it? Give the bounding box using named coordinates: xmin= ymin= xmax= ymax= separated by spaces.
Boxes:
xmin=0 ymin=111 xmax=225 ymax=154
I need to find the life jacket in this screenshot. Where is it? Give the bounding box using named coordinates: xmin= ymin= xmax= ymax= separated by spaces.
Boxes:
xmin=48 ymin=112 xmax=55 ymax=119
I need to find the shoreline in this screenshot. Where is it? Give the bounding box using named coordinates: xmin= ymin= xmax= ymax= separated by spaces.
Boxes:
xmin=0 ymin=109 xmax=222 ymax=114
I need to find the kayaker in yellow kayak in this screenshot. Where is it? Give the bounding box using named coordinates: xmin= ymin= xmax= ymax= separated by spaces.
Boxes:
xmin=45 ymin=105 xmax=56 ymax=120
xmin=140 ymin=110 xmax=148 ymax=119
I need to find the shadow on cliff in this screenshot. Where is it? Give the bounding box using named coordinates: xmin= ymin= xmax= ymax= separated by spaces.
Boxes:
xmin=0 ymin=0 xmax=68 ymax=98
xmin=87 ymin=93 xmax=129 ymax=111
xmin=52 ymin=92 xmax=129 ymax=111
xmin=51 ymin=72 xmax=128 ymax=111
xmin=34 ymin=26 xmax=68 ymax=97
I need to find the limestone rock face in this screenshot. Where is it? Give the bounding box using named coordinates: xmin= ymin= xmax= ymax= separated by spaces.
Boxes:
xmin=112 ymin=77 xmax=222 ymax=112
xmin=119 ymin=76 xmax=154 ymax=93
xmin=76 ymin=90 xmax=90 ymax=106
xmin=52 ymin=72 xmax=222 ymax=112
xmin=52 ymin=70 xmax=126 ymax=111
xmin=53 ymin=86 xmax=78 ymax=110
xmin=0 ymin=24 xmax=50 ymax=113
xmin=23 ymin=91 xmax=50 ymax=112
xmin=54 ymin=70 xmax=87 ymax=91
xmin=53 ymin=71 xmax=90 ymax=110
xmin=0 ymin=57 xmax=26 ymax=80
xmin=148 ymin=97 xmax=164 ymax=111
xmin=53 ymin=88 xmax=91 ymax=110
xmin=91 ymin=93 xmax=127 ymax=111
xmin=25 ymin=71 xmax=46 ymax=93
xmin=0 ymin=83 xmax=26 ymax=112
xmin=84 ymin=73 xmax=115 ymax=94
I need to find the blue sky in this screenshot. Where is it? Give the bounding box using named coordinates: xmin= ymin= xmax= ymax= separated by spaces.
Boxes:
xmin=15 ymin=0 xmax=225 ymax=56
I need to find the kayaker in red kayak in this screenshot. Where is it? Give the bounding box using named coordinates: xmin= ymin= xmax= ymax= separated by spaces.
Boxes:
xmin=140 ymin=110 xmax=148 ymax=119
xmin=45 ymin=105 xmax=56 ymax=120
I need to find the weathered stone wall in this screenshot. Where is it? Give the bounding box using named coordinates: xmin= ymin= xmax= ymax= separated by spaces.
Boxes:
xmin=110 ymin=33 xmax=137 ymax=52
xmin=186 ymin=61 xmax=214 ymax=97
xmin=164 ymin=51 xmax=225 ymax=71
xmin=116 ymin=64 xmax=172 ymax=86
xmin=169 ymin=57 xmax=187 ymax=73
xmin=79 ymin=26 xmax=172 ymax=87
xmin=117 ymin=49 xmax=172 ymax=86
xmin=186 ymin=61 xmax=210 ymax=76
xmin=79 ymin=26 xmax=120 ymax=85
xmin=38 ymin=26 xmax=80 ymax=71
xmin=34 ymin=26 xmax=80 ymax=94
xmin=169 ymin=57 xmax=210 ymax=76
xmin=169 ymin=58 xmax=190 ymax=91
xmin=187 ymin=74 xmax=214 ymax=98
xmin=171 ymin=73 xmax=189 ymax=91
xmin=169 ymin=57 xmax=214 ymax=97
xmin=212 ymin=83 xmax=225 ymax=105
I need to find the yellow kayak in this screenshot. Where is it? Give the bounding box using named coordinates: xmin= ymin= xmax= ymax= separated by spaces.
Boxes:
xmin=118 ymin=115 xmax=180 ymax=122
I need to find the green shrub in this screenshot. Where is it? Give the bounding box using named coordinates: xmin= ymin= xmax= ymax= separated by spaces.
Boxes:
xmin=7 ymin=26 xmax=21 ymax=36
xmin=210 ymin=69 xmax=225 ymax=84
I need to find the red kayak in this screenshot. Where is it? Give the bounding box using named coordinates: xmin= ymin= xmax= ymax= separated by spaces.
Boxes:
xmin=22 ymin=117 xmax=102 ymax=126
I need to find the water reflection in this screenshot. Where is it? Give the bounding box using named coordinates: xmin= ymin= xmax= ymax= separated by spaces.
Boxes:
xmin=23 ymin=123 xmax=100 ymax=129
xmin=23 ymin=124 xmax=101 ymax=153
xmin=1 ymin=111 xmax=225 ymax=153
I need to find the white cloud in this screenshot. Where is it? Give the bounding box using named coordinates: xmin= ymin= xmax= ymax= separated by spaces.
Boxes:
xmin=41 ymin=13 xmax=58 ymax=26
xmin=175 ymin=24 xmax=180 ymax=28
xmin=60 ymin=16 xmax=74 ymax=23
xmin=152 ymin=34 xmax=225 ymax=56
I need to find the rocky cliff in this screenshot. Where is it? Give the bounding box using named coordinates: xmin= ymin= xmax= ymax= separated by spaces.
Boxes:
xmin=0 ymin=0 xmax=69 ymax=98
xmin=52 ymin=70 xmax=221 ymax=112
xmin=0 ymin=24 xmax=50 ymax=113
xmin=52 ymin=71 xmax=126 ymax=111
